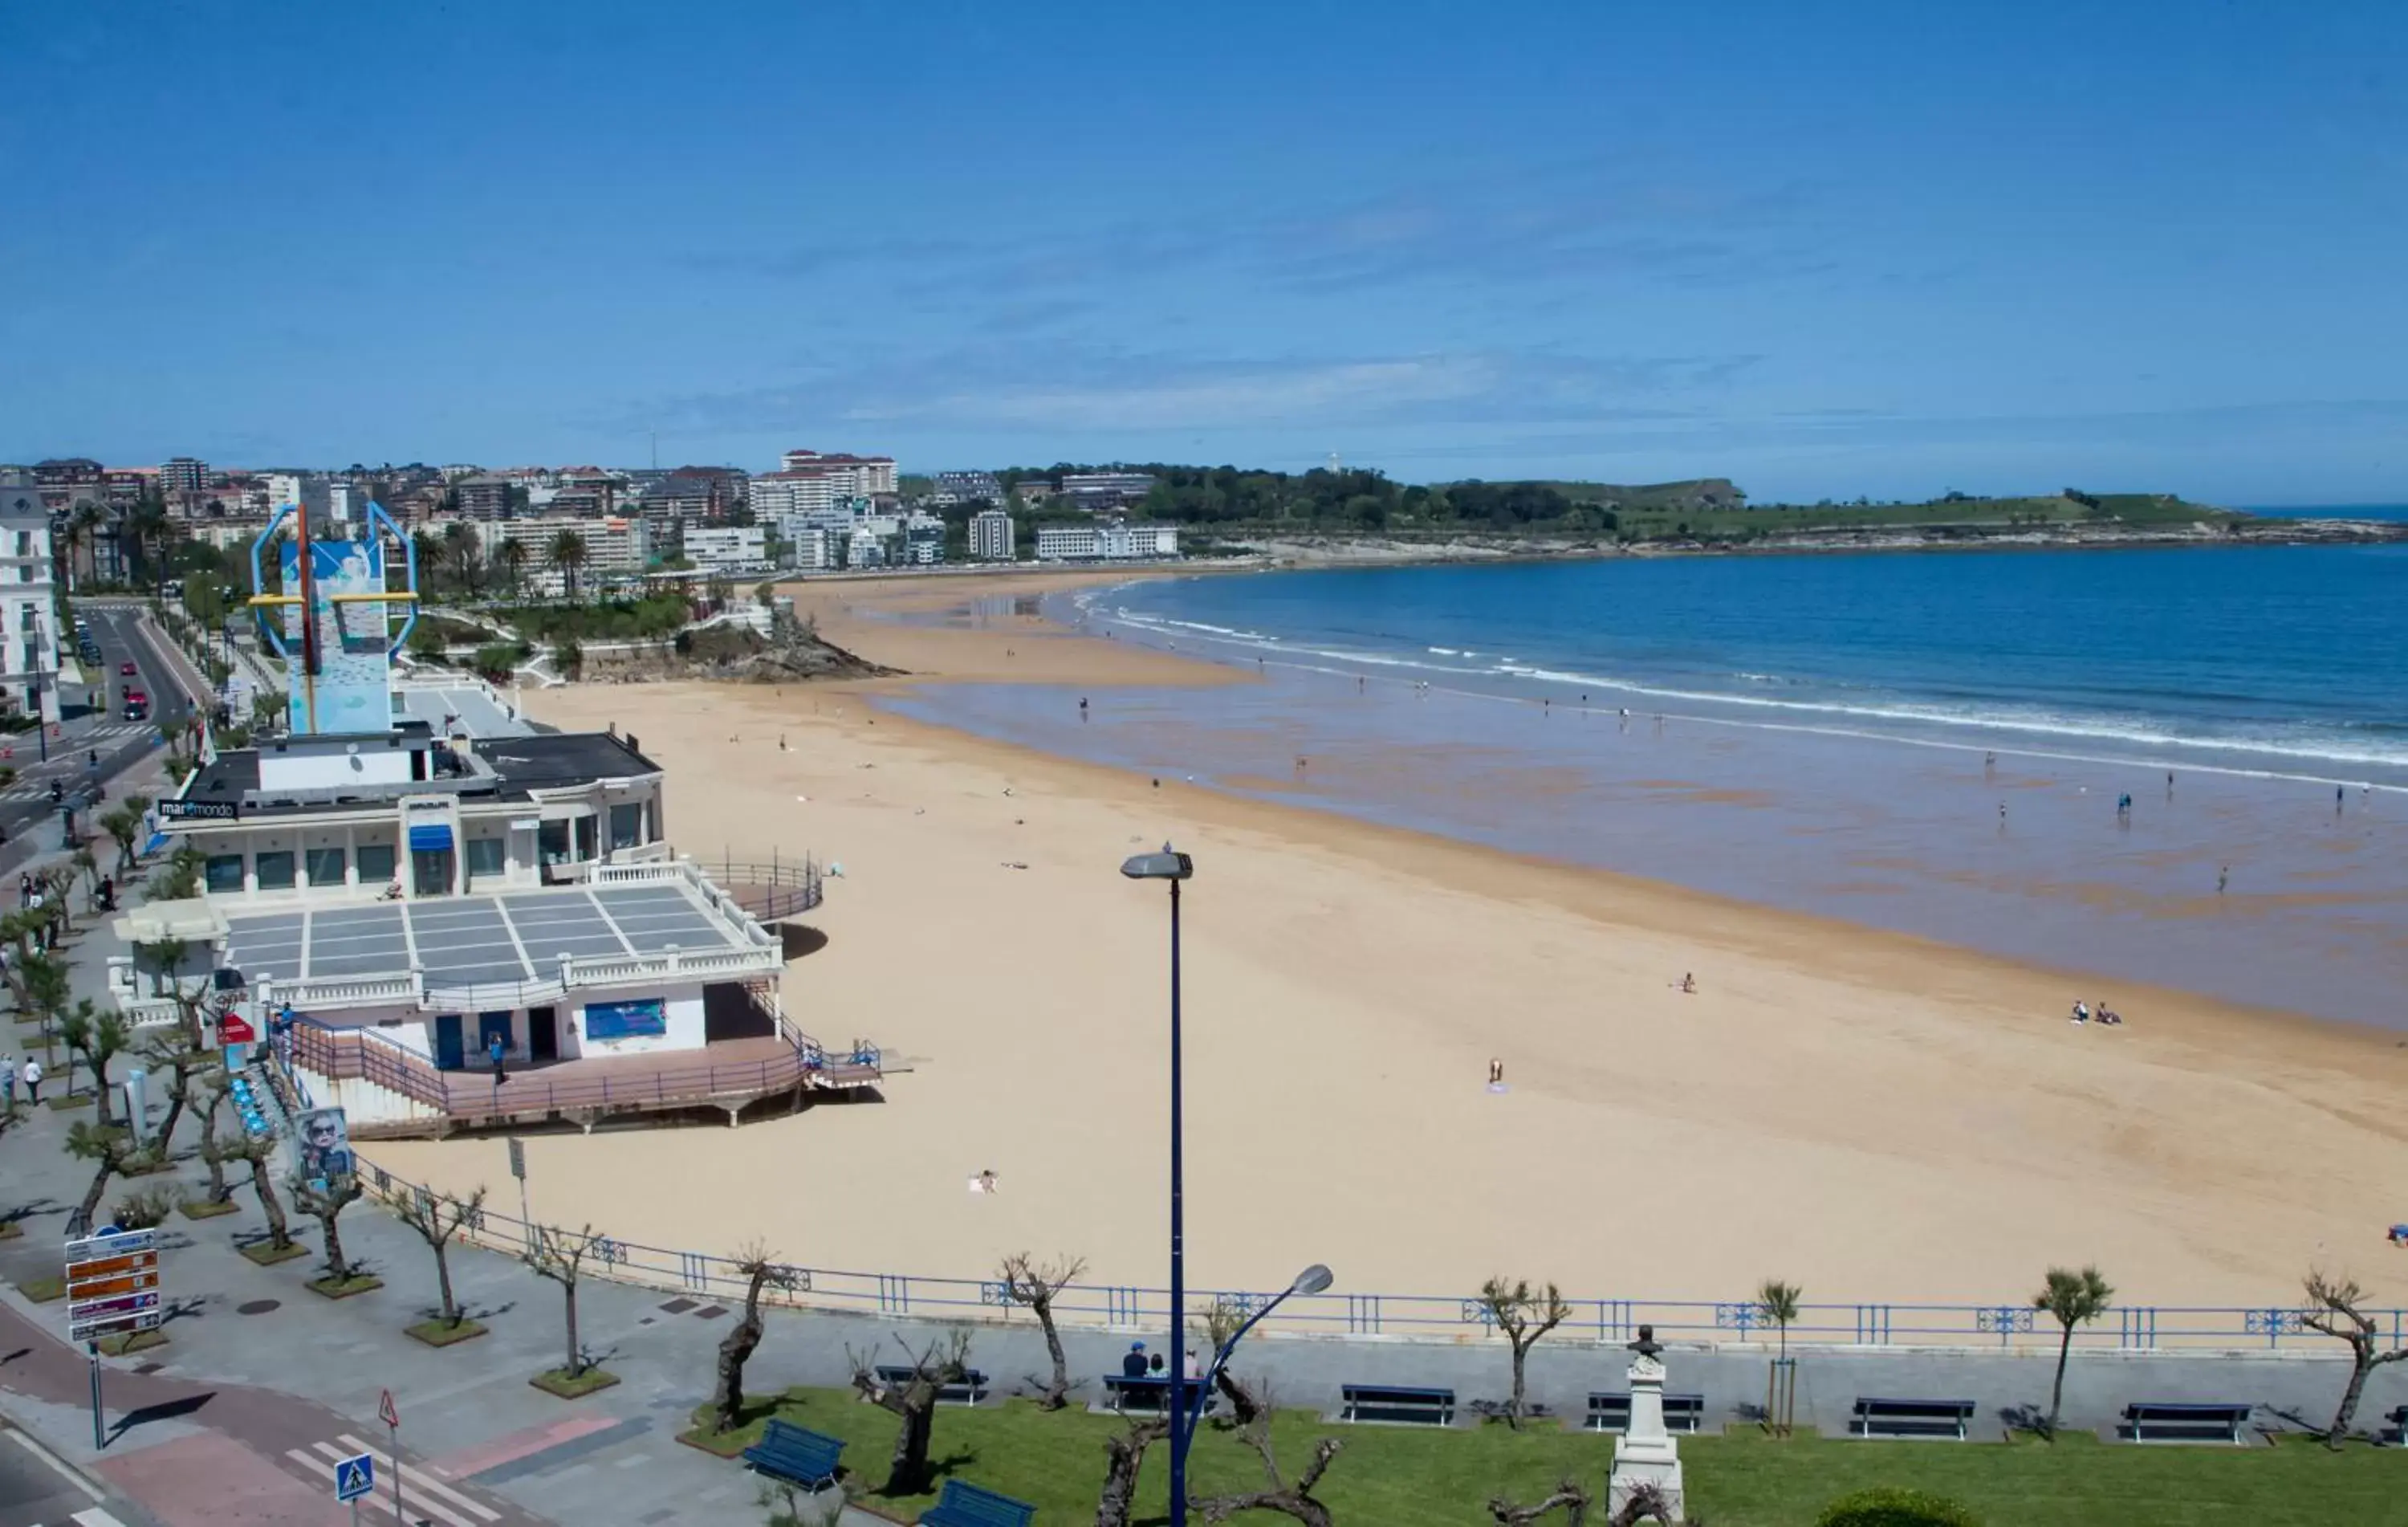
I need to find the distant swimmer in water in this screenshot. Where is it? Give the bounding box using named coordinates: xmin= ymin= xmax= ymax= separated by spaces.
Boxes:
xmin=1079 ymin=696 xmax=1089 ymax=721
xmin=2217 ymin=865 xmax=2229 ymax=894
xmin=2337 ymin=784 xmax=2345 ymax=812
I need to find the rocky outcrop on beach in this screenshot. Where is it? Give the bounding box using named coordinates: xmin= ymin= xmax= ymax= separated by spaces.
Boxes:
xmin=575 ymin=621 xmax=900 ymax=684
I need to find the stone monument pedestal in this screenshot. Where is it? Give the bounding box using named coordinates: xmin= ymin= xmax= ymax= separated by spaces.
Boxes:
xmin=1609 ymin=1329 xmax=1686 ymax=1524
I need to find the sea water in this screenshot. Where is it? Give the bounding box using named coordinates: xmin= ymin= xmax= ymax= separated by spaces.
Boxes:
xmin=885 ymin=535 xmax=2408 ymax=1026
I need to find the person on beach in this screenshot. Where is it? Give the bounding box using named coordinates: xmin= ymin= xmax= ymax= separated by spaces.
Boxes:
xmin=979 ymin=1168 xmax=999 ymax=1194
xmin=1079 ymin=697 xmax=1088 ymax=720
xmin=1999 ymin=802 xmax=2007 ymax=824
xmin=2071 ymin=999 xmax=2089 ymax=1024
xmin=2337 ymin=785 xmax=2345 ymax=812
xmin=1488 ymin=1057 xmax=1504 ymax=1086
xmin=1679 ymin=972 xmax=1697 ymax=994
xmin=2166 ymin=771 xmax=2175 ymax=797
xmin=2218 ymin=865 xmax=2229 ymax=894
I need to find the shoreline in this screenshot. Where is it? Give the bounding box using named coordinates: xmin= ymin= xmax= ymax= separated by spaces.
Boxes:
xmin=360 ymin=569 xmax=2408 ymax=1308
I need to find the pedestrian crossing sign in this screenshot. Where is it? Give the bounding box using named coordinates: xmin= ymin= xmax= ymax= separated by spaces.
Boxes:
xmin=335 ymin=1452 xmax=375 ymax=1501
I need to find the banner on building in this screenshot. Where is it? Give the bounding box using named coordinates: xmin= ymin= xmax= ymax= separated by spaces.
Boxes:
xmin=584 ymin=998 xmax=667 ymax=1041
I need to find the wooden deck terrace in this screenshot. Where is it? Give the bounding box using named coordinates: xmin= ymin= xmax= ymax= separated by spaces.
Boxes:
xmin=287 ymin=1022 xmax=881 ymax=1138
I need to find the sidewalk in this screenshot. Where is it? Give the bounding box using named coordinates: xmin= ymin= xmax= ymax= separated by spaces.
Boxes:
xmin=0 ymin=940 xmax=895 ymax=1526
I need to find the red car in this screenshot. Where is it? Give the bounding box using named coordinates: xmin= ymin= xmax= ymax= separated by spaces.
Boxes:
xmin=119 ymin=661 xmax=137 ymax=677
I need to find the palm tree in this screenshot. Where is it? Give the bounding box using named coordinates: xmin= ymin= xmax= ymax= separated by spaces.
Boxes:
xmin=63 ymin=502 xmax=104 ymax=592
xmin=2034 ymin=1265 xmax=2113 ymax=1439
xmin=1757 ymin=1278 xmax=1802 ymax=1434
xmin=410 ymin=530 xmax=444 ymax=593
xmin=492 ymin=538 xmax=527 ymax=600
xmin=123 ymin=492 xmax=171 ymax=593
xmin=442 ymin=520 xmax=481 ymax=595
xmin=547 ymin=530 xmax=588 ymax=601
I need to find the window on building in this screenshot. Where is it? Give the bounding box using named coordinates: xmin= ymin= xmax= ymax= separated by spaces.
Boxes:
xmin=305 ymin=846 xmax=347 ymax=887
xmin=608 ymin=802 xmax=643 ymax=851
xmin=539 ymin=818 xmax=569 ymax=865
xmin=205 ymin=854 xmax=245 ymax=894
xmin=254 ymin=850 xmax=296 ymax=890
xmin=356 ymin=841 xmax=397 ymax=886
xmin=11 ymin=531 xmax=26 ymax=558
xmin=574 ymin=814 xmax=598 ymax=861
xmin=465 ymin=836 xmax=506 ymax=881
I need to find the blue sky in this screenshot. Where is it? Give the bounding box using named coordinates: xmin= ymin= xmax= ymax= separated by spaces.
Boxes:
xmin=2 ymin=2 xmax=2403 ymax=503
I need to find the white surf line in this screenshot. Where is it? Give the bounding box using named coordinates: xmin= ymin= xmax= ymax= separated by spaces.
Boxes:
xmin=5 ymin=1428 xmax=104 ymax=1501
xmin=1096 ymin=616 xmax=2408 ymax=795
xmin=330 ymin=1435 xmax=502 ymax=1521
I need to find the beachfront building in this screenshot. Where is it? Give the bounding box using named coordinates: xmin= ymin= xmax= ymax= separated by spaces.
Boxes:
xmin=969 ymin=507 xmax=1015 ymax=561
xmin=0 ymin=475 xmax=60 ymax=723
xmin=682 ymin=523 xmax=769 ymax=572
xmin=110 ymin=506 xmax=872 ymax=1137
xmin=1035 ymin=521 xmax=1180 ymax=562
xmin=1060 ymin=470 xmax=1156 ymax=509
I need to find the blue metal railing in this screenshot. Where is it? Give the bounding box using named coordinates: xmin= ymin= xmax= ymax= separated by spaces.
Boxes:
xmin=352 ymin=1158 xmax=2394 ymax=1357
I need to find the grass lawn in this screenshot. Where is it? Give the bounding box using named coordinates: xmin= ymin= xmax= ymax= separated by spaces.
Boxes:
xmin=0 ymin=1220 xmax=20 ymax=1240
xmin=405 ymin=1317 xmax=489 ymax=1347
xmin=238 ymin=1240 xmax=309 ymax=1266
xmin=177 ymin=1198 xmax=240 ymax=1220
xmin=307 ymin=1273 xmax=384 ymax=1299
xmin=93 ymin=1329 xmax=167 ymax=1358
xmin=681 ymin=1388 xmax=2402 ymax=1526
xmin=14 ymin=1275 xmax=63 ymax=1303
xmin=531 ymin=1366 xmax=620 ymax=1399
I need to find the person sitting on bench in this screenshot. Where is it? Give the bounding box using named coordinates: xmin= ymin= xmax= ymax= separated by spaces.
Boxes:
xmin=1121 ymin=1342 xmax=1150 ymax=1378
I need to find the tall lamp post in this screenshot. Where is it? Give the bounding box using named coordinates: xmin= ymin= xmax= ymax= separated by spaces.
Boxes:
xmin=1120 ymin=844 xmax=1197 ymax=1518
xmin=1171 ymin=1263 xmax=1333 ymax=1497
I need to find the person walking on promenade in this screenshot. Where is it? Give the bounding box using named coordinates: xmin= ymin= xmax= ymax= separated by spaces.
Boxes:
xmin=22 ymin=1057 xmax=42 ymax=1106
xmin=1 ymin=1053 xmax=15 ymax=1110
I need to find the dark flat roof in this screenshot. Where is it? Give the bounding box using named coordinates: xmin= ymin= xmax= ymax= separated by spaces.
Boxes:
xmin=180 ymin=730 xmax=661 ymax=816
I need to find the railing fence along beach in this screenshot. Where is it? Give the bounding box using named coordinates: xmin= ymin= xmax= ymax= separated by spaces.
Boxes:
xmin=349 ymin=1159 xmax=2406 ymax=1358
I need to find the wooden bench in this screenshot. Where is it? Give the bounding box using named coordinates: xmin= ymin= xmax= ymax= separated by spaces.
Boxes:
xmin=1340 ymin=1382 xmax=1455 ymax=1426
xmin=2122 ymin=1401 xmax=2251 ymax=1444
xmin=741 ymin=1419 xmax=844 ymax=1491
xmin=921 ymin=1478 xmax=1036 ymax=1527
xmin=874 ymin=1364 xmax=989 ymax=1407
xmin=1585 ymin=1391 xmax=1706 ymax=1434
xmin=1102 ymin=1373 xmax=1216 ymax=1417
xmin=1850 ymin=1396 xmax=1977 ymax=1440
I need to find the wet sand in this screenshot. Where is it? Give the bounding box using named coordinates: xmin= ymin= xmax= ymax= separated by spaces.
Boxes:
xmin=374 ymin=571 xmax=2408 ymax=1309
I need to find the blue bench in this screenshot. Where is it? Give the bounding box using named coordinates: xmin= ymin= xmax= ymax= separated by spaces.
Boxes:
xmin=741 ymin=1419 xmax=844 ymax=1490
xmin=1586 ymin=1391 xmax=1706 ymax=1433
xmin=1340 ymin=1382 xmax=1454 ymax=1426
xmin=2123 ymin=1401 xmax=2251 ymax=1444
xmin=874 ymin=1363 xmax=987 ymax=1407
xmin=1101 ymin=1373 xmax=1217 ymax=1417
xmin=1851 ymin=1396 xmax=1976 ymax=1440
xmin=2388 ymin=1404 xmax=2407 ymax=1445
xmin=921 ymin=1478 xmax=1035 ymax=1527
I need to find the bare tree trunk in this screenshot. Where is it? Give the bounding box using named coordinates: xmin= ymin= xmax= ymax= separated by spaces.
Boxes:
xmin=714 ymin=1307 xmax=763 ymax=1432
xmin=1035 ymin=1298 xmax=1070 ymax=1410
xmin=1488 ymin=1479 xmax=1589 ymax=1526
xmin=1509 ymin=1339 xmax=1531 ymax=1427
xmin=77 ymin=1162 xmax=113 ymax=1227
xmin=196 ymin=1101 xmax=230 ymax=1202
xmin=563 ymin=1280 xmax=583 ymax=1378
xmin=885 ymin=1401 xmax=933 ymax=1496
xmin=2048 ymin=1325 xmax=2073 ymax=1436
xmin=1094 ymin=1420 xmax=1167 ymax=1527
xmin=319 ymin=1208 xmax=349 ymax=1280
xmin=247 ymin=1154 xmax=291 ymax=1248
xmin=433 ymin=1240 xmax=458 ymax=1324
xmin=2329 ymin=1353 xmax=2371 ymax=1446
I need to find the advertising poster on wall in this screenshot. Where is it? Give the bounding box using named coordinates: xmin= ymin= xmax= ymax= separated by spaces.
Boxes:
xmin=584 ymin=998 xmax=667 ymax=1042
xmin=280 ymin=537 xmax=393 ymax=735
xmin=295 ymin=1106 xmax=355 ymax=1191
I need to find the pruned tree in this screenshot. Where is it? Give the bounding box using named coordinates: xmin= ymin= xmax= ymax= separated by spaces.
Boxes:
xmin=1488 ymin=1478 xmax=1591 ymax=1526
xmin=1478 ymin=1276 xmax=1572 ymax=1427
xmin=1608 ymin=1482 xmax=1678 ymax=1527
xmin=1758 ymin=1278 xmax=1802 ymax=1435
xmin=234 ymin=1132 xmax=295 ymax=1251
xmin=291 ymin=1172 xmax=364 ymax=1282
xmin=1093 ymin=1418 xmax=1168 ymax=1527
xmin=18 ymin=950 xmax=68 ymax=1067
xmin=391 ymin=1183 xmax=488 ymax=1328
xmin=524 ymin=1222 xmax=608 ymax=1379
xmin=712 ymin=1240 xmax=801 ymax=1434
xmin=193 ymin=1071 xmax=238 ymax=1206
xmin=2300 ymin=1268 xmax=2408 ymax=1447
xmin=998 ymin=1250 xmax=1087 ymax=1409
xmin=110 ymin=1185 xmax=175 ymax=1232
xmin=136 ymin=979 xmax=221 ymax=1151
xmin=2033 ymin=1264 xmax=2113 ymax=1439
xmin=1190 ymin=1297 xmax=1265 ymax=1427
xmin=100 ymin=800 xmax=149 ymax=875
xmin=57 ymin=1002 xmax=124 ymax=1126
xmin=848 ymin=1331 xmax=971 ymax=1496
xmin=65 ymin=1119 xmax=139 ymax=1230
xmin=1192 ymin=1401 xmax=1343 ymax=1527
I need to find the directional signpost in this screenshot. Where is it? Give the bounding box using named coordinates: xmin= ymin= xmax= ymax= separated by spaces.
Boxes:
xmin=65 ymin=1227 xmax=163 ymax=1450
xmin=334 ymin=1451 xmax=374 ymax=1526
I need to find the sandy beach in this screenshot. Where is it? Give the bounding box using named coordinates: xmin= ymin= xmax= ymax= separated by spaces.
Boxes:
xmin=373 ymin=572 xmax=2408 ymax=1310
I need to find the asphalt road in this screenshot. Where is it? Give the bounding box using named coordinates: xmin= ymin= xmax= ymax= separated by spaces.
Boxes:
xmin=0 ymin=1428 xmax=136 ymax=1527
xmin=0 ymin=605 xmax=190 ymax=857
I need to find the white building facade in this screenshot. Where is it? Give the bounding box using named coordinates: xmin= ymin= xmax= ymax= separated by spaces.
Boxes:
xmin=969 ymin=508 xmax=1015 ymax=561
xmin=0 ymin=480 xmax=59 ymax=723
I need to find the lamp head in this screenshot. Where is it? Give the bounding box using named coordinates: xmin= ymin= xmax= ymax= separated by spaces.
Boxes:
xmin=1289 ymin=1264 xmax=1334 ymax=1296
xmin=1121 ymin=844 xmax=1194 ymax=881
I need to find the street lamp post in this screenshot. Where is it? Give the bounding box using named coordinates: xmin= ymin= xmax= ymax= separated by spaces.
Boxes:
xmin=1173 ymin=1263 xmax=1334 ymax=1476
xmin=1121 ymin=844 xmax=1194 ymax=1517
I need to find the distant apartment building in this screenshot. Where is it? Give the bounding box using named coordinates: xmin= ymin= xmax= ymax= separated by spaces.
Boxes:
xmin=969 ymin=508 xmax=1015 ymax=561
xmin=930 ymin=470 xmax=1003 ymax=507
xmin=547 ymin=484 xmax=615 ymax=519
xmin=482 ymin=515 xmax=649 ymax=579
xmin=779 ymin=449 xmax=896 ymax=497
xmin=32 ymin=458 xmax=103 ymax=514
xmin=455 ymin=474 xmax=513 ymax=521
xmin=681 ymin=524 xmax=767 ymax=572
xmin=1035 ymin=521 xmax=1179 ymax=562
xmin=638 ymin=474 xmax=718 ymax=527
xmin=1060 ymin=471 xmax=1156 ymax=509
xmin=159 ymin=457 xmax=209 ymax=495
xmin=0 ymin=476 xmax=59 ymax=723
xmin=782 ymin=527 xmax=834 ymax=571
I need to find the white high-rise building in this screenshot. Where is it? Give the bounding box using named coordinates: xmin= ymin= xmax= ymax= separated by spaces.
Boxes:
xmin=0 ymin=476 xmax=59 ymax=723
xmin=778 ymin=450 xmax=896 ymax=497
xmin=969 ymin=508 xmax=1015 ymax=561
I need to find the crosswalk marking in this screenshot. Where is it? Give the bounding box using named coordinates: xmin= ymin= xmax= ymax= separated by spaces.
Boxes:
xmin=20 ymin=1510 xmax=127 ymax=1527
xmin=283 ymin=1437 xmax=499 ymax=1527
